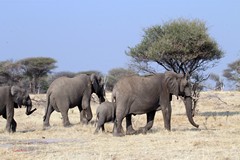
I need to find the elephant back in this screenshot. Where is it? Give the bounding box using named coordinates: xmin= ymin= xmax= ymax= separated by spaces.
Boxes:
xmin=47 ymin=74 xmax=91 ymax=98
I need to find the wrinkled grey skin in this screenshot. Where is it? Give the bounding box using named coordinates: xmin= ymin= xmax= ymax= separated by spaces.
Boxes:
xmin=112 ymin=71 xmax=199 ymax=137
xmin=94 ymin=101 xmax=115 ymax=134
xmin=43 ymin=74 xmax=105 ymax=127
xmin=0 ymin=86 xmax=35 ymax=133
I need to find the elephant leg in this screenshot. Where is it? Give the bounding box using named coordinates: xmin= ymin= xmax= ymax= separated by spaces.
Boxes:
xmin=11 ymin=118 xmax=17 ymax=132
xmin=78 ymin=105 xmax=89 ymax=124
xmin=80 ymin=110 xmax=88 ymax=124
xmin=94 ymin=119 xmax=104 ymax=134
xmin=61 ymin=110 xmax=71 ymax=127
xmin=162 ymin=103 xmax=172 ymax=131
xmin=56 ymin=101 xmax=71 ymax=127
xmin=102 ymin=125 xmax=105 ymax=132
xmin=6 ymin=105 xmax=14 ymax=133
xmin=139 ymin=111 xmax=156 ymax=134
xmin=113 ymin=117 xmax=125 ymax=137
xmin=78 ymin=106 xmax=83 ymax=122
xmin=94 ymin=125 xmax=100 ymax=134
xmin=2 ymin=110 xmax=7 ymax=119
xmin=126 ymin=114 xmax=137 ymax=135
xmin=2 ymin=110 xmax=15 ymax=132
xmin=81 ymin=95 xmax=93 ymax=123
xmin=43 ymin=105 xmax=54 ymax=127
xmin=113 ymin=102 xmax=127 ymax=137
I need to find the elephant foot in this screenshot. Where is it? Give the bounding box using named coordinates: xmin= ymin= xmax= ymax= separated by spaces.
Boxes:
xmin=43 ymin=124 xmax=51 ymax=130
xmin=5 ymin=128 xmax=11 ymax=133
xmin=43 ymin=126 xmax=51 ymax=131
xmin=113 ymin=126 xmax=125 ymax=137
xmin=113 ymin=131 xmax=125 ymax=137
xmin=81 ymin=118 xmax=89 ymax=125
xmin=126 ymin=128 xmax=137 ymax=135
xmin=11 ymin=128 xmax=16 ymax=133
xmin=43 ymin=121 xmax=51 ymax=127
xmin=138 ymin=127 xmax=148 ymax=134
xmin=11 ymin=126 xmax=16 ymax=133
xmin=94 ymin=127 xmax=100 ymax=134
xmin=63 ymin=121 xmax=72 ymax=127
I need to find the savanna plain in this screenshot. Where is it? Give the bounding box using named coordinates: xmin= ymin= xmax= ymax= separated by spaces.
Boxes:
xmin=0 ymin=91 xmax=240 ymax=160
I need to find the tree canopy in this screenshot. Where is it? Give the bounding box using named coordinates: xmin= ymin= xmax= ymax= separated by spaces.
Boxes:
xmin=126 ymin=18 xmax=224 ymax=75
xmin=223 ymin=59 xmax=240 ymax=90
xmin=17 ymin=57 xmax=57 ymax=93
xmin=209 ymin=73 xmax=224 ymax=91
xmin=106 ymin=68 xmax=137 ymax=91
xmin=0 ymin=60 xmax=22 ymax=86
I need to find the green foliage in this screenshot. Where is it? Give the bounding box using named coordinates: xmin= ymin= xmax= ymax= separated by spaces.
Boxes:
xmin=48 ymin=71 xmax=77 ymax=85
xmin=18 ymin=57 xmax=57 ymax=78
xmin=223 ymin=59 xmax=240 ymax=90
xmin=106 ymin=68 xmax=137 ymax=91
xmin=127 ymin=18 xmax=224 ymax=74
xmin=209 ymin=73 xmax=224 ymax=91
xmin=17 ymin=57 xmax=57 ymax=93
xmin=78 ymin=70 xmax=103 ymax=77
xmin=0 ymin=60 xmax=23 ymax=86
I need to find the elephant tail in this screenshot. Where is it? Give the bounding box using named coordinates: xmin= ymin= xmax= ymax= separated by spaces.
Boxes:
xmin=111 ymin=87 xmax=116 ymax=103
xmin=111 ymin=89 xmax=117 ymax=121
xmin=95 ymin=111 xmax=99 ymax=127
xmin=43 ymin=92 xmax=51 ymax=121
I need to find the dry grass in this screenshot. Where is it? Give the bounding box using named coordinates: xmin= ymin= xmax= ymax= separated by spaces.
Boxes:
xmin=0 ymin=91 xmax=240 ymax=160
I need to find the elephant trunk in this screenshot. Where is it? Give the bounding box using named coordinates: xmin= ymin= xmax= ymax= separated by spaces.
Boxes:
xmin=85 ymin=107 xmax=93 ymax=122
xmin=99 ymin=96 xmax=105 ymax=103
xmin=184 ymin=96 xmax=199 ymax=128
xmin=25 ymin=97 xmax=37 ymax=115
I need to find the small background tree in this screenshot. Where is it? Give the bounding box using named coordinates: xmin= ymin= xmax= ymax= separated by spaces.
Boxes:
xmin=223 ymin=59 xmax=240 ymax=90
xmin=0 ymin=60 xmax=23 ymax=86
xmin=17 ymin=57 xmax=57 ymax=93
xmin=209 ymin=73 xmax=224 ymax=91
xmin=106 ymin=68 xmax=137 ymax=91
xmin=48 ymin=71 xmax=76 ymax=85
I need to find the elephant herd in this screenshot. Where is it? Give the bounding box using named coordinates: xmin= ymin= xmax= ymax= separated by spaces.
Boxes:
xmin=0 ymin=71 xmax=199 ymax=137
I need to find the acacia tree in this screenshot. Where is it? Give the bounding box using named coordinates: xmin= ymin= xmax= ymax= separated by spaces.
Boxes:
xmin=126 ymin=18 xmax=224 ymax=109
xmin=18 ymin=57 xmax=57 ymax=93
xmin=106 ymin=68 xmax=137 ymax=91
xmin=0 ymin=60 xmax=23 ymax=86
xmin=48 ymin=71 xmax=76 ymax=85
xmin=127 ymin=18 xmax=224 ymax=75
xmin=209 ymin=73 xmax=224 ymax=91
xmin=223 ymin=59 xmax=240 ymax=90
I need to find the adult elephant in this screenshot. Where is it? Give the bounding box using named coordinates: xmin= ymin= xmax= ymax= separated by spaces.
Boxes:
xmin=112 ymin=71 xmax=199 ymax=136
xmin=0 ymin=86 xmax=36 ymax=133
xmin=43 ymin=73 xmax=105 ymax=127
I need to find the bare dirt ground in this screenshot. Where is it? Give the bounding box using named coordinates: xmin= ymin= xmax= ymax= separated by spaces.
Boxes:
xmin=0 ymin=91 xmax=240 ymax=160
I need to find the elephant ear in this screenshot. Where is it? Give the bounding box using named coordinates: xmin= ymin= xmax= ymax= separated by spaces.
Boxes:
xmin=11 ymin=86 xmax=20 ymax=96
xmin=180 ymin=73 xmax=188 ymax=93
xmin=165 ymin=71 xmax=184 ymax=96
xmin=90 ymin=74 xmax=99 ymax=93
xmin=11 ymin=86 xmax=22 ymax=104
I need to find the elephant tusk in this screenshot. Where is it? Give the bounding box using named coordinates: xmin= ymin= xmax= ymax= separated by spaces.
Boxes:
xmin=26 ymin=108 xmax=37 ymax=115
xmin=191 ymin=96 xmax=198 ymax=100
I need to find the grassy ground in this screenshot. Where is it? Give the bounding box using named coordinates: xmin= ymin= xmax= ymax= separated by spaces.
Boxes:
xmin=0 ymin=91 xmax=240 ymax=160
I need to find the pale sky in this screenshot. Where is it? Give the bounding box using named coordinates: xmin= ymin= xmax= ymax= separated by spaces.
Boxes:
xmin=1 ymin=0 xmax=239 ymax=78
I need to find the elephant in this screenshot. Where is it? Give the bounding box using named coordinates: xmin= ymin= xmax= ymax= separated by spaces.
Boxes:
xmin=0 ymin=86 xmax=36 ymax=133
xmin=43 ymin=73 xmax=105 ymax=127
xmin=94 ymin=101 xmax=115 ymax=134
xmin=112 ymin=71 xmax=199 ymax=136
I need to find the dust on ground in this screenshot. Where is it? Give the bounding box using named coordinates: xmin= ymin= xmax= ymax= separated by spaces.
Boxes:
xmin=0 ymin=91 xmax=240 ymax=160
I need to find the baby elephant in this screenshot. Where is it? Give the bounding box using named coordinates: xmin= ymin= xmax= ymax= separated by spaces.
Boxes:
xmin=94 ymin=101 xmax=115 ymax=134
